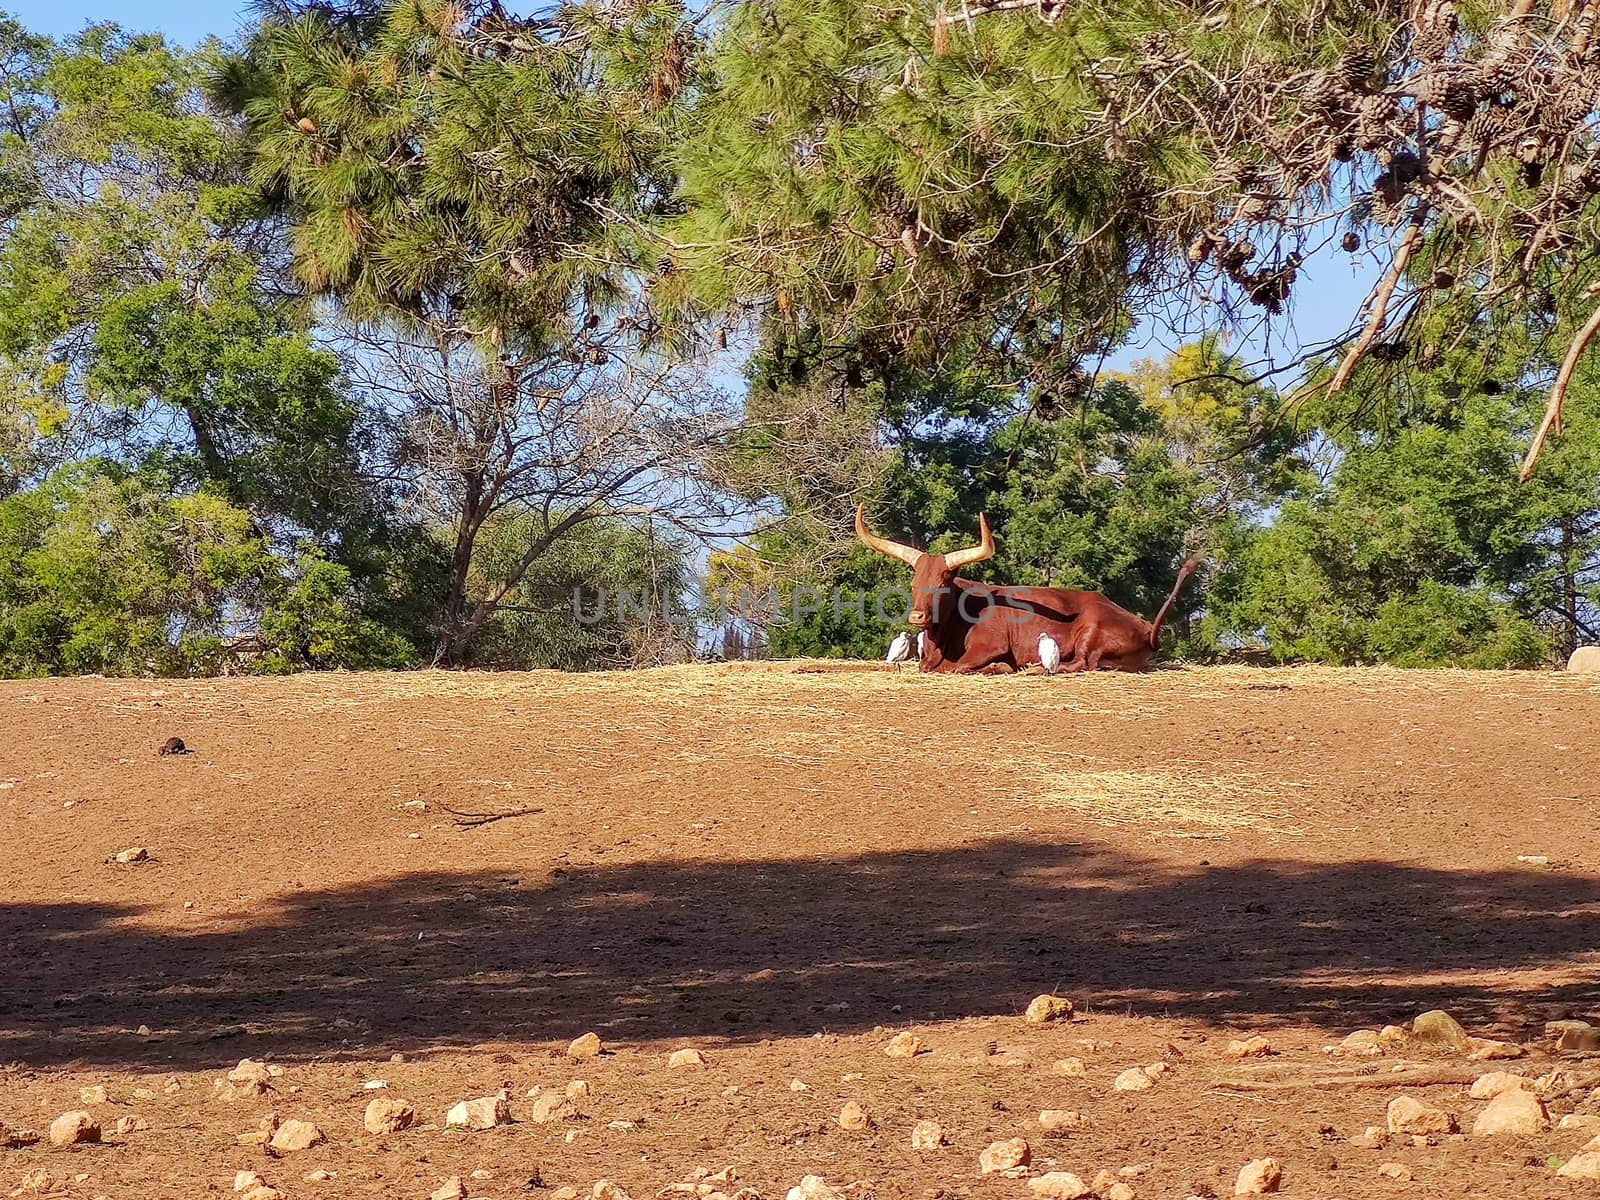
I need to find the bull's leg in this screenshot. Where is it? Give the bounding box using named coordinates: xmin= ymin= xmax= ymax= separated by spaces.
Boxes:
xmin=977 ymin=662 xmax=1015 ymax=675
xmin=1083 ymin=646 xmax=1104 ymax=672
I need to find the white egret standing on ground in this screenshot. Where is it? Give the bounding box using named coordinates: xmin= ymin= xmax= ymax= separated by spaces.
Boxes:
xmin=886 ymin=632 xmax=913 ymax=664
xmin=1038 ymin=633 xmax=1061 ymax=676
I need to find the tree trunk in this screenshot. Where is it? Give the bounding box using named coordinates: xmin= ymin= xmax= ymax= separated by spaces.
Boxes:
xmin=1562 ymin=517 xmax=1578 ymax=661
xmin=433 ymin=471 xmax=488 ymax=667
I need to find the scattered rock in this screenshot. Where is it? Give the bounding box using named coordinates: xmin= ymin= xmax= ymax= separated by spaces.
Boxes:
xmin=1053 ymin=1058 xmax=1088 ymax=1078
xmin=1113 ymin=1067 xmax=1154 ymax=1092
xmin=552 ymin=1190 xmax=581 ymax=1200
xmin=113 ymin=1116 xmax=149 ymax=1135
xmin=910 ymin=1119 xmax=945 ymax=1149
xmin=1038 ymin=1109 xmax=1084 ymax=1133
xmin=1233 ymin=1158 xmax=1281 ymax=1195
xmin=446 ymin=1095 xmax=511 ymax=1130
xmin=432 ymin=1177 xmax=467 ymax=1200
xmin=1090 ymin=1172 xmax=1118 ymax=1196
xmin=237 ymin=1114 xmax=279 ymax=1145
xmin=1348 ymin=1127 xmax=1387 ymax=1150
xmin=110 ymin=847 xmax=149 ymax=864
xmin=592 ymin=1184 xmax=631 ymax=1200
xmin=789 ymin=1079 xmax=808 ymax=1092
xmin=1411 ymin=1011 xmax=1468 ymax=1052
xmin=1469 ymin=1072 xmax=1527 ymax=1099
xmin=1561 ymin=1114 xmax=1600 ymax=1132
xmin=77 ymin=1086 xmax=107 ymax=1105
xmin=566 ymin=1080 xmax=591 ymax=1100
xmin=268 ymin=1119 xmax=325 ymax=1153
xmin=1465 ymin=1037 xmax=1524 ymax=1061
xmin=158 ymin=737 xmax=189 ymax=756
xmin=1471 ymin=1089 xmax=1549 ymax=1136
xmin=669 ymin=1048 xmax=707 ymax=1068
xmin=529 ymin=1093 xmax=576 ymax=1124
xmin=978 ymin=1137 xmax=1031 ymax=1175
xmin=1548 ymin=1020 xmax=1600 ymax=1052
xmin=567 ymin=1032 xmax=603 ymax=1059
xmin=304 ymin=1170 xmax=334 ymax=1183
xmin=837 ymin=1102 xmax=871 ymax=1132
xmin=1142 ymin=1061 xmax=1168 ymax=1079
xmin=1386 ymin=1096 xmax=1456 ymax=1135
xmin=228 ymin=1060 xmax=273 ymax=1095
xmin=1 ymin=1121 xmax=40 ymax=1149
xmin=1226 ymin=1037 xmax=1273 ymax=1058
xmin=884 ymin=1032 xmax=925 ymax=1058
xmin=1559 ymin=1152 xmax=1600 ymax=1181
xmin=1025 ymin=995 xmax=1074 ymax=1024
xmin=1376 ymin=1163 xmax=1413 ymax=1182
xmin=1105 ymin=1185 xmax=1136 ymax=1200
xmin=235 ymin=1171 xmax=267 ymax=1191
xmin=1339 ymin=1030 xmax=1382 ymax=1056
xmin=363 ymin=1096 xmax=416 ymax=1135
xmin=785 ymin=1178 xmax=844 ymax=1200
xmin=1027 ymin=1172 xmax=1090 ymax=1199
xmin=1378 ymin=1025 xmax=1412 ymax=1049
xmin=47 ymin=1112 xmax=100 ymax=1147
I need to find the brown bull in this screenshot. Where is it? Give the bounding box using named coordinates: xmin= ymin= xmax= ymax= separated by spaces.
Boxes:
xmin=857 ymin=506 xmax=1198 ymax=674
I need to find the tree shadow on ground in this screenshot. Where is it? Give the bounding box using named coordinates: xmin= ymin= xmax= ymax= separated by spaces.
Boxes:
xmin=3 ymin=839 xmax=1597 ymax=1068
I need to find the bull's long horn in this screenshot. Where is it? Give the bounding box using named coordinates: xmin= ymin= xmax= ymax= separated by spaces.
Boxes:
xmin=943 ymin=513 xmax=995 ymax=571
xmin=855 ymin=505 xmax=922 ymax=567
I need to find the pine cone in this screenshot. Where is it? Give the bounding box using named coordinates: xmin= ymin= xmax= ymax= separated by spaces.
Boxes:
xmin=1440 ymin=81 xmax=1479 ymax=122
xmin=873 ymin=246 xmax=896 ymax=275
xmin=1187 ymin=232 xmax=1216 ymax=265
xmin=1340 ymin=47 xmax=1378 ymax=91
xmin=1341 ymin=230 xmax=1362 ymax=252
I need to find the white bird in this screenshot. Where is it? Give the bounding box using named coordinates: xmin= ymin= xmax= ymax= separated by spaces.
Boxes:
xmin=916 ymin=631 xmax=927 ymax=661
xmin=1038 ymin=633 xmax=1061 ymax=676
xmin=886 ymin=631 xmax=913 ymax=663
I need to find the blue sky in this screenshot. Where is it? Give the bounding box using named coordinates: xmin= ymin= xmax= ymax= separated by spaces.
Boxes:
xmin=12 ymin=0 xmax=237 ymax=45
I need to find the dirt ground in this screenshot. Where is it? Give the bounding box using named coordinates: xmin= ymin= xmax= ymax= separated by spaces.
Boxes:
xmin=2 ymin=663 xmax=1600 ymax=1200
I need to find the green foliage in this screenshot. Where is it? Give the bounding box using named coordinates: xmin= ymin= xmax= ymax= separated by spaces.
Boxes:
xmin=0 ymin=464 xmax=417 ymax=676
xmin=467 ymin=513 xmax=694 ymax=670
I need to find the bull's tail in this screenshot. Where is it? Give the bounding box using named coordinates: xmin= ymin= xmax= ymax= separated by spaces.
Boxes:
xmin=1148 ymin=556 xmax=1202 ymax=650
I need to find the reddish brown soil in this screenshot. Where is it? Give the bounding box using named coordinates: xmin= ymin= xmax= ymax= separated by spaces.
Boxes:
xmin=2 ymin=663 xmax=1599 ymax=1200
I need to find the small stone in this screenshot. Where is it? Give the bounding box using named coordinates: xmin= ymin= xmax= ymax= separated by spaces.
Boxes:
xmin=1549 ymin=1020 xmax=1600 ymax=1052
xmin=789 ymin=1078 xmax=808 ymax=1092
xmin=552 ymin=1190 xmax=581 ymax=1200
xmin=529 ymin=1092 xmax=576 ymax=1124
xmin=235 ymin=1171 xmax=265 ymax=1192
xmin=0 ymin=1122 xmax=40 ymax=1148
xmin=48 ymin=1111 xmax=100 ymax=1146
xmin=136 ymin=1025 xmax=152 ymax=1037
xmin=1339 ymin=1030 xmax=1382 ymax=1056
xmin=1376 ymin=1163 xmax=1413 ymax=1182
xmin=669 ymin=1048 xmax=707 ymax=1068
xmin=363 ymin=1096 xmax=416 ymax=1135
xmin=1113 ymin=1067 xmax=1154 ymax=1092
xmin=1349 ymin=1126 xmax=1387 ymax=1150
xmin=1234 ymin=1158 xmax=1282 ymax=1195
xmin=837 ymin=1101 xmax=870 ymax=1132
xmin=113 ymin=1115 xmax=149 ymax=1135
xmin=910 ymin=1119 xmax=945 ymax=1149
xmin=446 ymin=1095 xmax=511 ymax=1129
xmin=112 ymin=847 xmax=149 ymax=864
xmin=1106 ymin=1185 xmax=1136 ymax=1200
xmin=1471 ymin=1089 xmax=1549 ymax=1136
xmin=979 ymin=1137 xmax=1031 ymax=1174
xmin=1226 ymin=1037 xmax=1273 ymax=1058
xmin=1560 ymin=1114 xmax=1600 ymax=1132
xmin=785 ymin=1178 xmax=844 ymax=1200
xmin=566 ymin=1080 xmax=590 ymax=1099
xmin=567 ymin=1032 xmax=603 ymax=1059
xmin=78 ymin=1085 xmax=108 ymax=1105
xmin=1027 ymin=1172 xmax=1090 ymax=1199
xmin=431 ymin=1177 xmax=466 ymax=1200
xmin=1465 ymin=1037 xmax=1524 ymax=1060
xmin=592 ymin=1183 xmax=631 ymax=1200
xmin=304 ymin=1170 xmax=334 ymax=1183
xmin=269 ymin=1119 xmax=325 ymax=1152
xmin=1090 ymin=1171 xmax=1118 ymax=1195
xmin=1142 ymin=1061 xmax=1168 ymax=1078
xmin=1053 ymin=1057 xmax=1087 ymax=1077
xmin=1386 ymin=1096 xmax=1456 ymax=1135
xmin=1469 ymin=1071 xmax=1527 ymax=1099
xmin=1560 ymin=1152 xmax=1600 ymax=1181
xmin=240 ymin=1189 xmax=283 ymax=1200
xmin=1025 ymin=995 xmax=1074 ymax=1024
xmin=228 ymin=1059 xmax=273 ymax=1095
xmin=884 ymin=1031 xmax=925 ymax=1058
xmin=1038 ymin=1109 xmax=1084 ymax=1132
xmin=1378 ymin=1025 xmax=1411 ymax=1047
xmin=1411 ymin=1011 xmax=1468 ymax=1052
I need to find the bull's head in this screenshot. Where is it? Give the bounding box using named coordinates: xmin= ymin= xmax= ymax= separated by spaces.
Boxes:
xmin=855 ymin=506 xmax=995 ymax=630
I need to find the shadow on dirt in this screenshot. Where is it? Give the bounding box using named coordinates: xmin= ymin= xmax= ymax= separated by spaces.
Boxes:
xmin=3 ymin=840 xmax=1598 ymax=1067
